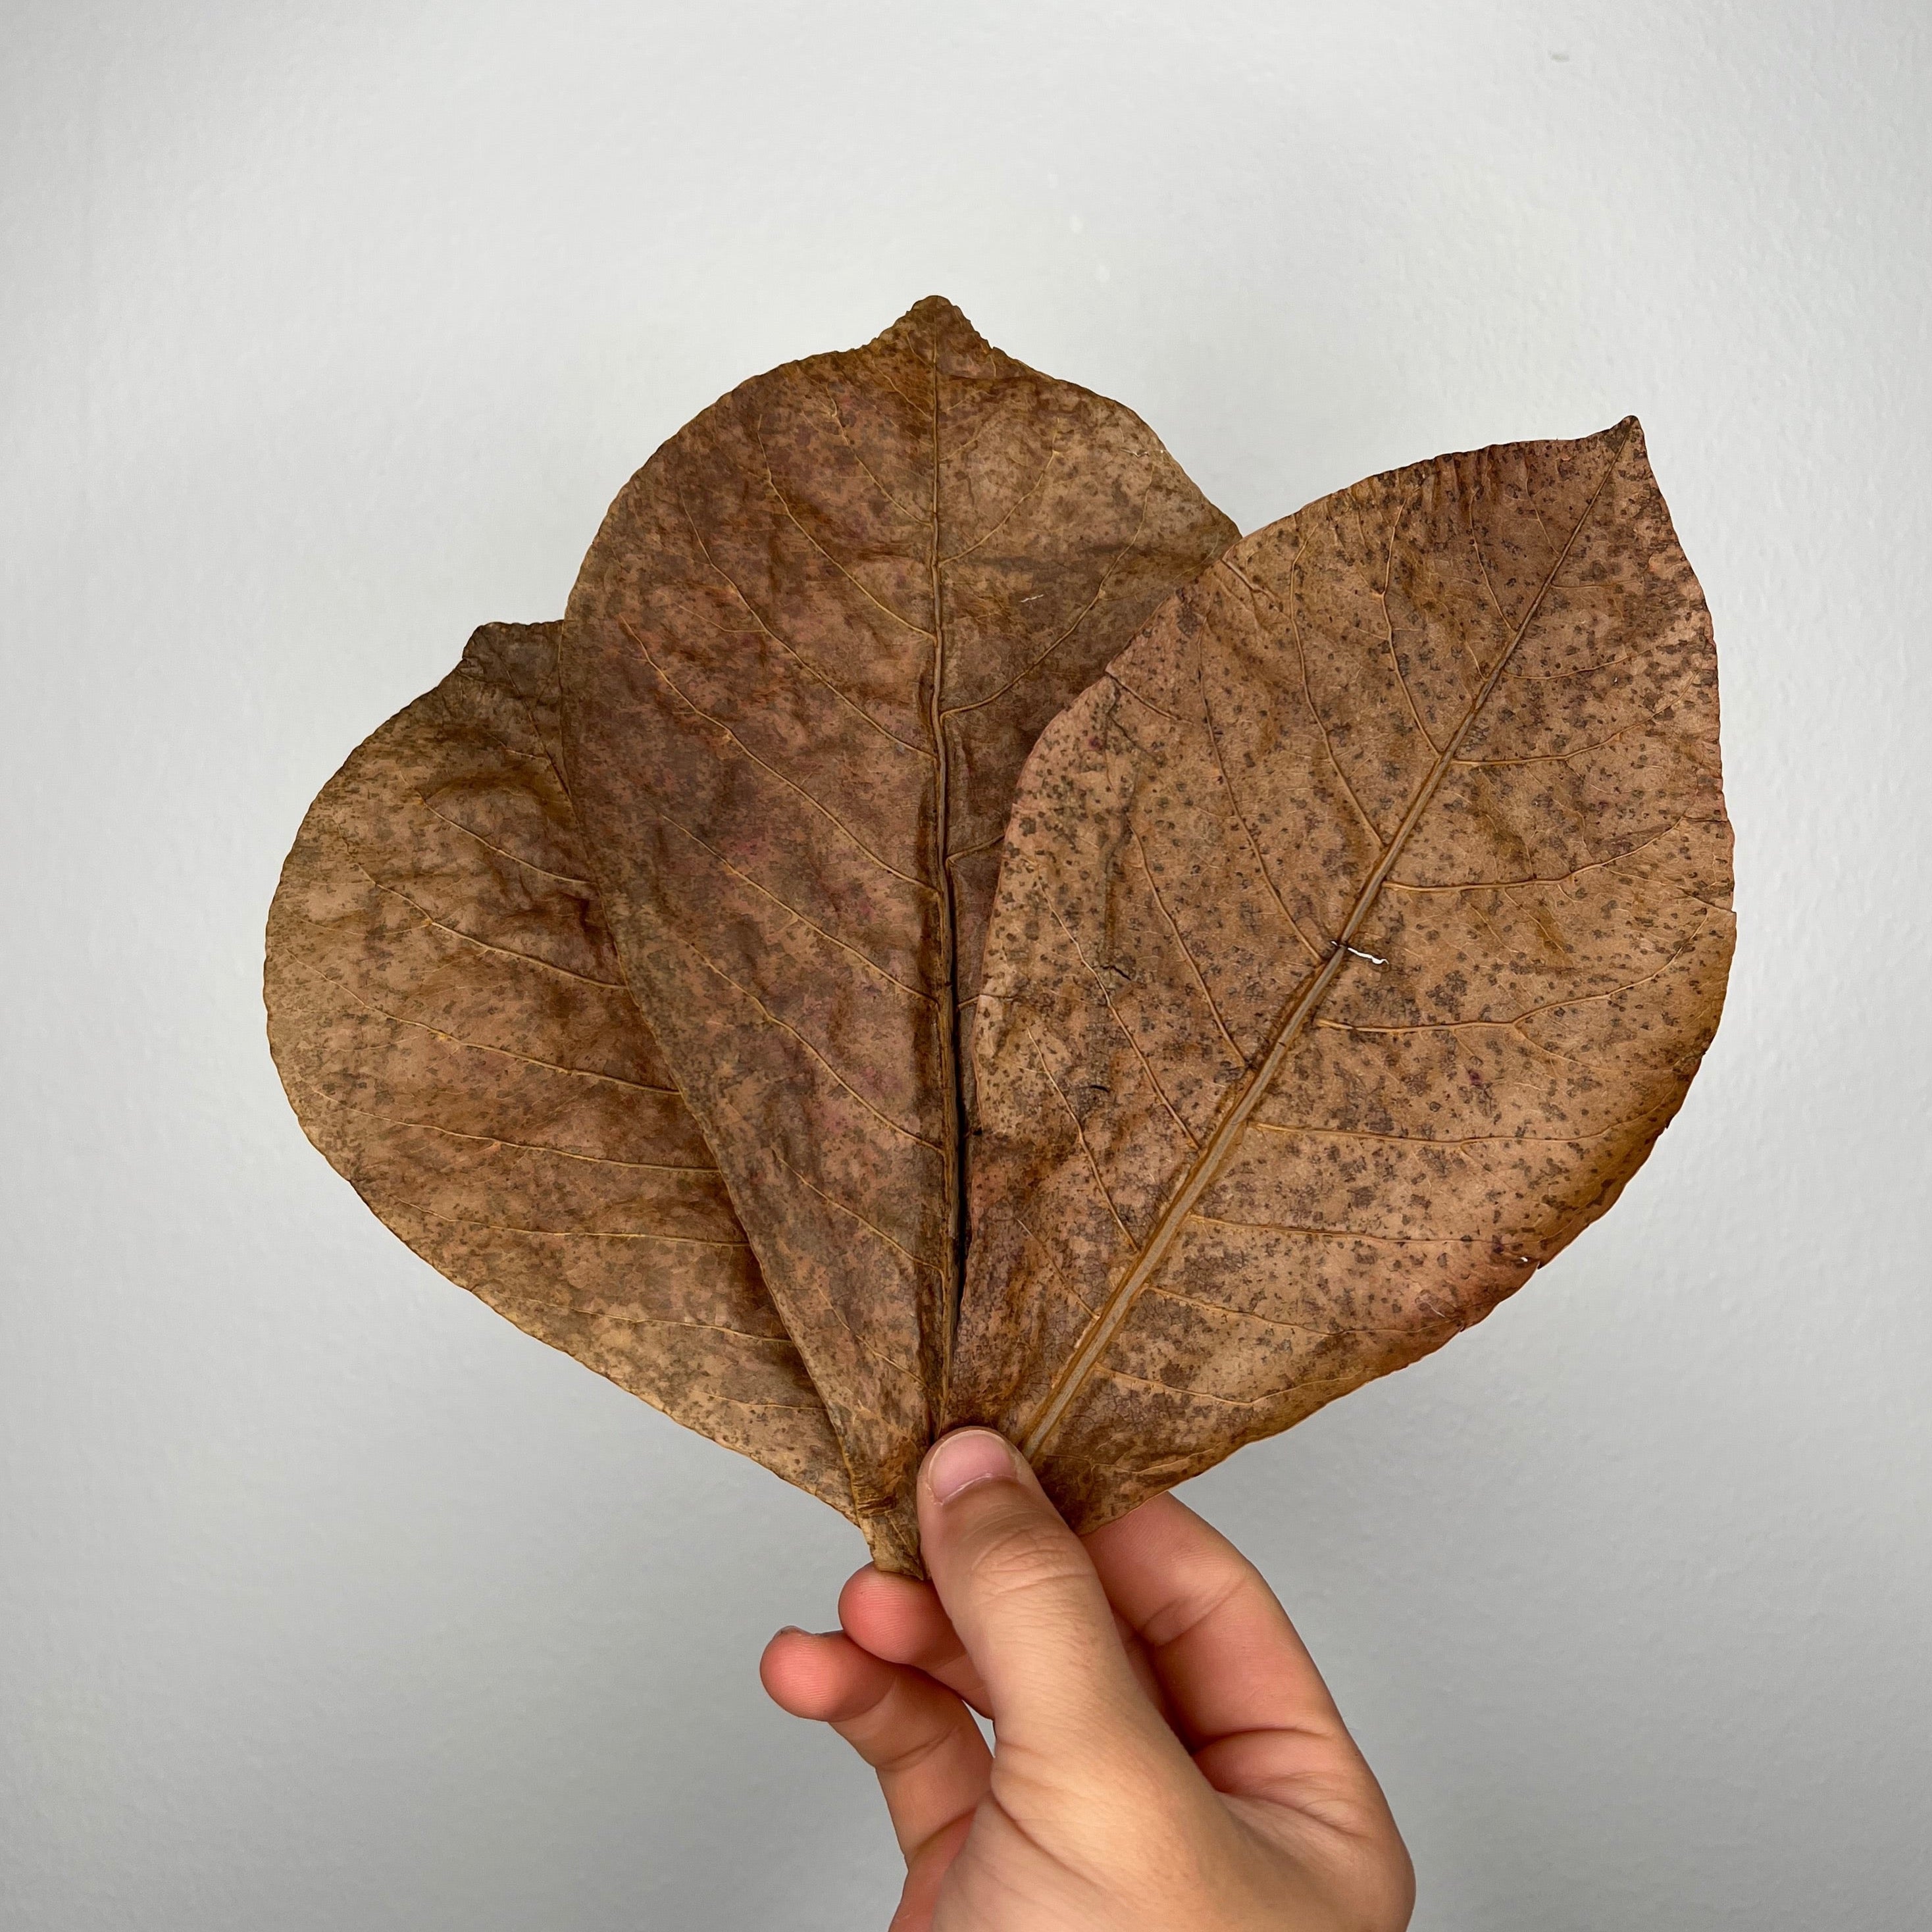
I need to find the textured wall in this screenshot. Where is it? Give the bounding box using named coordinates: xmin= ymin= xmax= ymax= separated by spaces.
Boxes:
xmin=3 ymin=3 xmax=1927 ymax=1927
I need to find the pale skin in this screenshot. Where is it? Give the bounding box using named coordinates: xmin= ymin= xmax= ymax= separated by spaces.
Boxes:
xmin=761 ymin=1429 xmax=1415 ymax=1932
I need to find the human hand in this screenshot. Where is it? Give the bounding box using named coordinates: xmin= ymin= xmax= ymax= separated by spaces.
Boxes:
xmin=760 ymin=1429 xmax=1413 ymax=1931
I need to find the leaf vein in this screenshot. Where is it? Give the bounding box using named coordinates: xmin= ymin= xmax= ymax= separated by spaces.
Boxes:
xmin=619 ymin=618 xmax=941 ymax=901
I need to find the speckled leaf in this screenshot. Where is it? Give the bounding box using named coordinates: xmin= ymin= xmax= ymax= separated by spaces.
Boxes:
xmin=562 ymin=297 xmax=1237 ymax=1567
xmin=265 ymin=622 xmax=855 ymax=1515
xmin=950 ymin=421 xmax=1733 ymax=1533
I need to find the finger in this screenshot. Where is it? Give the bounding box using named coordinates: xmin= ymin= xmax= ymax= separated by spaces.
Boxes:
xmin=1085 ymin=1494 xmax=1346 ymax=1750
xmin=1084 ymin=1496 xmax=1392 ymax=1821
xmin=760 ymin=1629 xmax=992 ymax=1860
xmin=842 ymin=1562 xmax=1173 ymax=1730
xmin=838 ymin=1566 xmax=991 ymax=1714
xmin=890 ymin=1811 xmax=972 ymax=1932
xmin=915 ymin=1430 xmax=1172 ymax=1762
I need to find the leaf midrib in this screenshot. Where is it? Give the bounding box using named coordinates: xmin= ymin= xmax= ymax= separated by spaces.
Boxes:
xmin=927 ymin=323 xmax=966 ymax=1407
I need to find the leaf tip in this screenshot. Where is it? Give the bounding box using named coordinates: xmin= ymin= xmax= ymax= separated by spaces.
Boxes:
xmin=874 ymin=294 xmax=993 ymax=366
xmin=1605 ymin=412 xmax=1644 ymax=455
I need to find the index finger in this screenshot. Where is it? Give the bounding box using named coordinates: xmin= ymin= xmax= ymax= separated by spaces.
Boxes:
xmin=1083 ymin=1493 xmax=1348 ymax=1753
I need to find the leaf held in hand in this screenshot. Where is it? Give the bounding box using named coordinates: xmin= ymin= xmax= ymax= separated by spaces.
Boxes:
xmin=267 ymin=309 xmax=1732 ymax=1573
xmin=560 ymin=298 xmax=1236 ymax=1564
xmin=948 ymin=420 xmax=1733 ymax=1533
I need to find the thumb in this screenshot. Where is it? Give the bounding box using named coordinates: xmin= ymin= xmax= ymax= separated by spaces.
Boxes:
xmin=916 ymin=1430 xmax=1162 ymax=1758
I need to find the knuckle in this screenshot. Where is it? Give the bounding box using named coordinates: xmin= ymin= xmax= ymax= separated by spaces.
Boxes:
xmin=964 ymin=1513 xmax=1090 ymax=1606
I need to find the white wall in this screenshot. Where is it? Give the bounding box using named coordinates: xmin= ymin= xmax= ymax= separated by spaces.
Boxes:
xmin=4 ymin=3 xmax=1927 ymax=1927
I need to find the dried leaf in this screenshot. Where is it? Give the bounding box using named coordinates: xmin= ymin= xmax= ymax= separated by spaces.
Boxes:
xmin=268 ymin=313 xmax=1731 ymax=1573
xmin=950 ymin=420 xmax=1733 ymax=1533
xmin=265 ymin=622 xmax=856 ymax=1515
xmin=561 ymin=297 xmax=1236 ymax=1564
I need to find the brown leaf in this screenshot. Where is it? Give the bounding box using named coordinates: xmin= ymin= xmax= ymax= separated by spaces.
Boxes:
xmin=560 ymin=297 xmax=1237 ymax=1566
xmin=950 ymin=420 xmax=1734 ymax=1533
xmin=265 ymin=621 xmax=856 ymax=1515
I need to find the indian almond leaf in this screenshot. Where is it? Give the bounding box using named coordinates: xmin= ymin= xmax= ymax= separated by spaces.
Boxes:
xmin=949 ymin=420 xmax=1734 ymax=1535
xmin=265 ymin=621 xmax=857 ymax=1516
xmin=561 ymin=297 xmax=1238 ymax=1569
